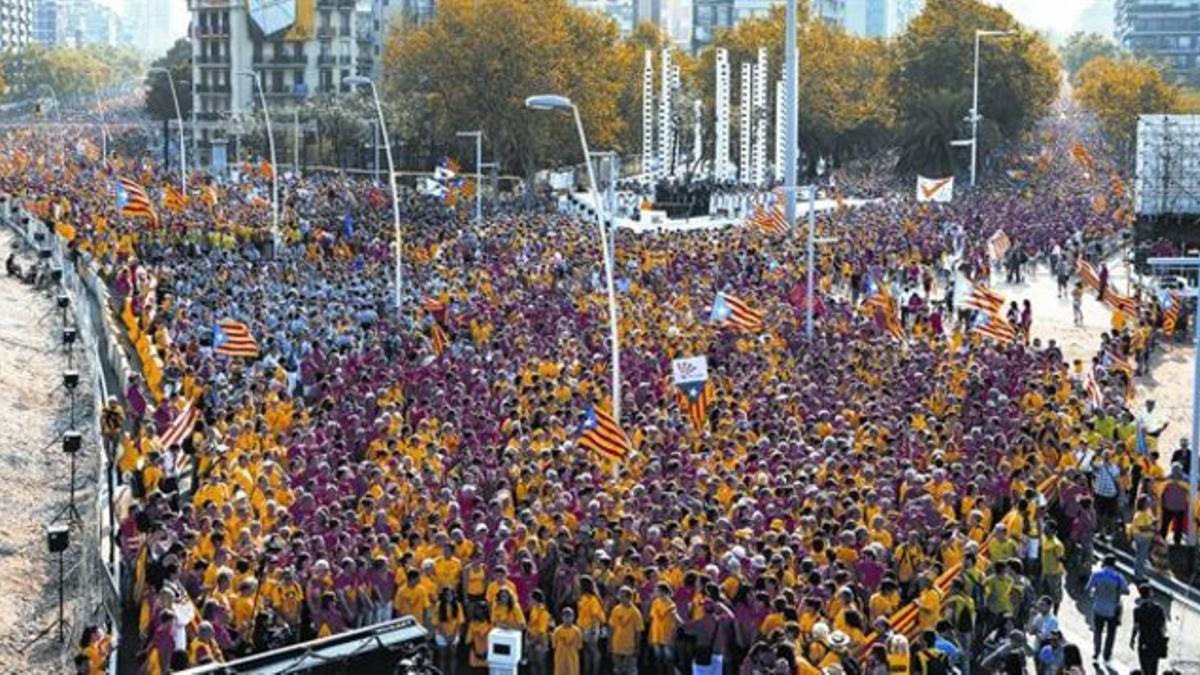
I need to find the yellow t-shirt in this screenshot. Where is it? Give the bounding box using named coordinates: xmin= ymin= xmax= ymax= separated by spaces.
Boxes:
xmin=608 ymin=603 xmax=644 ymax=656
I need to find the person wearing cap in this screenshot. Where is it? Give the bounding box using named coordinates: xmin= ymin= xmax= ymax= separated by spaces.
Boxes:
xmin=1085 ymin=555 xmax=1129 ymax=662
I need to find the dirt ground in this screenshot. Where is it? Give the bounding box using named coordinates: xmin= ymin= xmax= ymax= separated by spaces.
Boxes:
xmin=0 ymin=229 xmax=100 ymax=674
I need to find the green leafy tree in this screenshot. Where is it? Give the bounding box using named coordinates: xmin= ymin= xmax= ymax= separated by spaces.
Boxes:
xmin=891 ymin=0 xmax=1059 ymax=176
xmin=1060 ymin=31 xmax=1120 ymax=81
xmin=144 ymin=39 xmax=192 ymax=121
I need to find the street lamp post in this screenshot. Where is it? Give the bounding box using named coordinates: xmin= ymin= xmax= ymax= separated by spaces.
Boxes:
xmin=1148 ymin=257 xmax=1200 ymax=545
xmin=969 ymin=29 xmax=1017 ymax=187
xmin=345 ymin=76 xmax=403 ymax=321
xmin=149 ymin=66 xmax=188 ymax=192
xmin=238 ymin=70 xmax=279 ymax=245
xmin=456 ymin=130 xmax=483 ymax=222
xmin=526 ymin=94 xmax=623 ymax=424
xmin=84 ymin=113 xmax=109 ymax=164
xmin=37 ymin=84 xmax=64 ymax=170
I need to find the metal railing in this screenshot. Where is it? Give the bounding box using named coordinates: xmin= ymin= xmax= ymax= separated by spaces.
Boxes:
xmin=0 ymin=194 xmax=132 ymax=672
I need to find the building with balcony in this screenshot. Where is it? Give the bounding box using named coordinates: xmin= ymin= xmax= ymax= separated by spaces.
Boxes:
xmin=1 ymin=0 xmax=33 ymax=51
xmin=1116 ymin=0 xmax=1200 ymax=85
xmin=692 ymin=0 xmax=733 ymax=50
xmin=190 ymin=0 xmax=371 ymax=163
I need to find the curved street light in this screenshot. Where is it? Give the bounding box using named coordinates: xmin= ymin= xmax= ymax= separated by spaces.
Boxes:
xmin=525 ymin=94 xmax=623 ymax=424
xmin=148 ymin=66 xmax=188 ymax=192
xmin=238 ymin=70 xmax=279 ymax=246
xmin=344 ymin=75 xmax=404 ymax=320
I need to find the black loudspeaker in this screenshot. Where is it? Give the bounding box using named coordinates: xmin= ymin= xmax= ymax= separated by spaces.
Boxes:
xmin=62 ymin=431 xmax=81 ymax=455
xmin=47 ymin=525 xmax=69 ymax=553
xmin=62 ymin=328 xmax=76 ymax=346
xmin=62 ymin=371 xmax=79 ymax=389
xmin=56 ymin=294 xmax=68 ymax=309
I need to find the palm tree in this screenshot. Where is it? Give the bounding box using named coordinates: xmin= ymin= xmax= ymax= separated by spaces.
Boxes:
xmin=896 ymin=90 xmax=968 ymax=177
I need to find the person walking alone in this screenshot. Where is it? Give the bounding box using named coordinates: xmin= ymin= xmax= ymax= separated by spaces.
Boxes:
xmin=1086 ymin=556 xmax=1129 ymax=663
xmin=1130 ymin=583 xmax=1168 ymax=675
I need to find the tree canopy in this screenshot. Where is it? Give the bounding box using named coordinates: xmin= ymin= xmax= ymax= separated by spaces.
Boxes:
xmin=144 ymin=39 xmax=193 ymax=122
xmin=3 ymin=44 xmax=140 ymax=104
xmin=1075 ymin=56 xmax=1180 ymax=156
xmin=890 ymin=0 xmax=1059 ymax=174
xmin=382 ymin=0 xmax=639 ymax=174
xmin=1059 ymin=31 xmax=1120 ymax=81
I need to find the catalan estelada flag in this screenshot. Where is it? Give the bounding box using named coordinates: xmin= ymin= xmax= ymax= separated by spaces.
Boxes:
xmin=213 ymin=319 xmax=260 ymax=358
xmin=577 ymin=405 xmax=632 ymax=463
xmin=675 ymin=379 xmax=714 ymax=432
xmin=1102 ymin=287 xmax=1139 ymax=317
xmin=157 ymin=397 xmax=199 ymax=452
xmin=117 ymin=177 xmax=159 ymax=227
xmin=861 ymin=285 xmax=904 ymax=341
xmin=1160 ymin=290 xmax=1181 ymax=334
xmin=200 ymin=185 xmax=220 ymax=210
xmin=965 ymin=283 xmax=1005 ymax=316
xmin=162 ymin=184 xmax=188 ymax=213
xmin=430 ymin=322 xmax=448 ymax=357
xmin=748 ymin=206 xmax=787 ymax=235
xmin=1076 ymin=257 xmax=1101 ymax=291
xmin=711 ymin=292 xmax=764 ymax=333
xmin=972 ymin=311 xmax=1017 ymax=344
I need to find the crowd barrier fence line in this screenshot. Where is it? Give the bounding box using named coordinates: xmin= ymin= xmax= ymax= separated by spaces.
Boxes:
xmin=1 ymin=194 xmax=129 ymax=673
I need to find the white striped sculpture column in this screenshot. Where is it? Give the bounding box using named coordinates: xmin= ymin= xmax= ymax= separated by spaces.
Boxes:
xmin=714 ymin=48 xmax=731 ymax=182
xmin=642 ymin=50 xmax=655 ymax=176
xmin=774 ymin=79 xmax=785 ymax=183
xmin=752 ymin=47 xmax=769 ymax=187
xmin=659 ymin=48 xmax=674 ymax=179
xmin=739 ymin=62 xmax=753 ymax=185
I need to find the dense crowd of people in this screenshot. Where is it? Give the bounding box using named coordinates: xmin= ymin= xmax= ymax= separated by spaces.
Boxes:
xmin=0 ymin=107 xmax=1194 ymax=675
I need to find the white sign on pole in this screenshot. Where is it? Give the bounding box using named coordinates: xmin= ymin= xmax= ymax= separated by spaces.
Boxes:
xmin=672 ymin=356 xmax=709 ymax=385
xmin=916 ymin=175 xmax=954 ymax=203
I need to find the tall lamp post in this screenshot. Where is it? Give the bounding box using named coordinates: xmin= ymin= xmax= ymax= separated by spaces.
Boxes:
xmin=149 ymin=66 xmax=188 ymax=192
xmin=526 ymin=94 xmax=623 ymax=424
xmin=238 ymin=70 xmax=279 ymax=245
xmin=345 ymin=75 xmax=403 ymax=320
xmin=37 ymin=84 xmax=64 ymax=170
xmin=1148 ymin=257 xmax=1200 ymax=544
xmin=456 ymin=130 xmax=483 ymax=222
xmin=84 ymin=113 xmax=109 ymax=164
xmin=969 ymin=29 xmax=1017 ymax=187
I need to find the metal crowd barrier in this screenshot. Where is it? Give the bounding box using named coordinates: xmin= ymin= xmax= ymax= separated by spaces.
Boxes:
xmin=1 ymin=193 xmax=129 ymax=671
